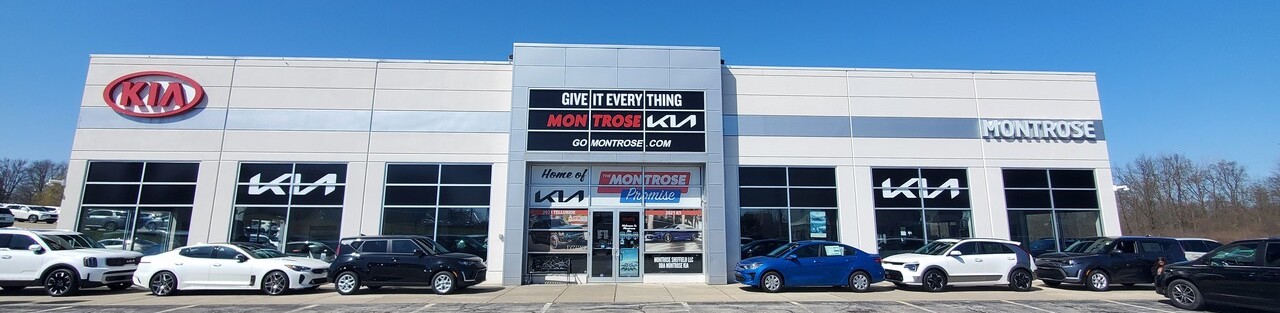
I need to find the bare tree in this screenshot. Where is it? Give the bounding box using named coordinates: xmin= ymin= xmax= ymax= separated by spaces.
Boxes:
xmin=0 ymin=158 xmax=31 ymax=203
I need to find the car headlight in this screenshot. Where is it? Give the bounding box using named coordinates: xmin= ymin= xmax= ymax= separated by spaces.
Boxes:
xmin=1066 ymin=259 xmax=1078 ymax=265
xmin=284 ymin=265 xmax=312 ymax=272
xmin=904 ymin=263 xmax=919 ymax=272
xmin=458 ymin=260 xmax=477 ymax=267
xmin=84 ymin=257 xmax=100 ymax=267
xmin=746 ymin=262 xmax=763 ymax=270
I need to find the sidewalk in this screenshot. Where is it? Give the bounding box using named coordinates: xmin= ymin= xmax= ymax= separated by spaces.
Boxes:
xmin=0 ymin=282 xmax=1163 ymax=305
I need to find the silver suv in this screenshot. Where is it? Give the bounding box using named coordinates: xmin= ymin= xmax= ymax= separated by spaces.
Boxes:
xmin=0 ymin=228 xmax=143 ymax=296
xmin=7 ymin=205 xmax=59 ymax=224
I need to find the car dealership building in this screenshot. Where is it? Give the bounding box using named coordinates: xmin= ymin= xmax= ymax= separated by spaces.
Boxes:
xmin=61 ymin=43 xmax=1119 ymax=285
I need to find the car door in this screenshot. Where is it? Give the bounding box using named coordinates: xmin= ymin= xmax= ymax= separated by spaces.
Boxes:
xmin=943 ymin=242 xmax=983 ymax=282
xmin=1108 ymin=240 xmax=1142 ymax=283
xmin=174 ymin=246 xmax=217 ymax=287
xmin=819 ymin=244 xmax=854 ymax=285
xmin=209 ymin=246 xmax=255 ymax=287
xmin=1198 ymin=242 xmax=1260 ymax=304
xmin=786 ymin=244 xmax=824 ymax=286
xmin=979 ymin=242 xmax=1018 ymax=282
xmin=1136 ymin=239 xmax=1177 ymax=283
xmin=357 ymin=240 xmax=397 ymax=283
xmin=389 ymin=239 xmax=427 ymax=283
xmin=0 ymin=234 xmax=47 ymax=281
xmin=1256 ymin=242 xmax=1280 ymax=307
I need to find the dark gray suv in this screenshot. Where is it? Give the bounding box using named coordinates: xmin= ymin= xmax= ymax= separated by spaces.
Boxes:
xmin=1035 ymin=236 xmax=1187 ymax=291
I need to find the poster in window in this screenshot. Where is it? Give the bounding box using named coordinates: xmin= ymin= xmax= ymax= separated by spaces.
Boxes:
xmin=810 ymin=211 xmax=828 ymax=239
xmin=528 ymin=209 xmax=588 ymax=229
xmin=619 ymin=248 xmax=640 ymax=277
xmin=643 ymin=254 xmax=703 ymax=274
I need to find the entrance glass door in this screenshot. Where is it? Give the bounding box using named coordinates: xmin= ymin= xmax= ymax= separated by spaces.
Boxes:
xmin=589 ymin=210 xmax=643 ymax=282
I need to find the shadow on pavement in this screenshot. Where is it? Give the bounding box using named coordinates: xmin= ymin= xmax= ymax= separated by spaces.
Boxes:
xmin=1040 ymin=284 xmax=1158 ymax=292
xmin=736 ymin=285 xmax=897 ymax=293
xmin=358 ymin=286 xmax=505 ymax=295
xmin=1153 ymin=299 xmax=1270 ymax=313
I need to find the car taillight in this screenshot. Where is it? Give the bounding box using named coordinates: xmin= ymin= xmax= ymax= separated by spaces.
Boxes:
xmin=874 ymin=257 xmax=881 ymax=264
xmin=1156 ymin=257 xmax=1166 ymax=275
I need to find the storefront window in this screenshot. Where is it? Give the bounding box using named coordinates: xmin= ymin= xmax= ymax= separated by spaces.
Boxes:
xmin=1003 ymin=169 xmax=1101 ymax=256
xmin=871 ymin=168 xmax=973 ymax=256
xmin=230 ymin=163 xmax=345 ymax=261
xmin=78 ymin=162 xmax=197 ymax=256
xmin=381 ymin=164 xmax=492 ymax=260
xmin=738 ymin=167 xmax=838 ymax=260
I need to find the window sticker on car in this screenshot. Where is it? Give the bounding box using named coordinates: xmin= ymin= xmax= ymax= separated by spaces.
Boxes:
xmin=824 ymin=245 xmax=844 ymax=256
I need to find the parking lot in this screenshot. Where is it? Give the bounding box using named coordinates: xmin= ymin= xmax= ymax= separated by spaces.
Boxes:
xmin=0 ymin=282 xmax=1257 ymax=312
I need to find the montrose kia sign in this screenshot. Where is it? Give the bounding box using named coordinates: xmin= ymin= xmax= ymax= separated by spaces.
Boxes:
xmin=102 ymin=71 xmax=205 ymax=118
xmin=527 ymin=89 xmax=706 ymax=152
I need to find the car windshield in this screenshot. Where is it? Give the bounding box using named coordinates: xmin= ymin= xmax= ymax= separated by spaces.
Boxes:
xmin=39 ymin=234 xmax=105 ymax=250
xmin=235 ymin=244 xmax=287 ymax=258
xmin=765 ymin=242 xmax=800 ymax=258
xmin=914 ymin=241 xmax=956 ymax=255
xmin=1064 ymin=238 xmax=1113 ymax=254
xmin=414 ymin=238 xmax=449 ymax=255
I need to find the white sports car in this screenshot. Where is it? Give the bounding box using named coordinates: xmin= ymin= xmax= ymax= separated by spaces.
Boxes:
xmin=133 ymin=242 xmax=330 ymax=296
xmin=880 ymin=238 xmax=1036 ymax=292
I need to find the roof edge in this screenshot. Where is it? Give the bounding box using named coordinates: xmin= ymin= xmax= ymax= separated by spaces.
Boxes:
xmin=725 ymin=64 xmax=1096 ymax=76
xmin=514 ymin=42 xmax=720 ymax=51
xmin=88 ymin=54 xmax=512 ymax=65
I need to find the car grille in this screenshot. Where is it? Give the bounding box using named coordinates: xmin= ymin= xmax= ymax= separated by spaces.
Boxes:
xmin=106 ymin=257 xmax=141 ymax=267
xmin=311 ymin=268 xmax=327 ymax=274
xmin=1035 ymin=268 xmax=1066 ymax=280
xmin=885 ymin=269 xmax=904 ymax=281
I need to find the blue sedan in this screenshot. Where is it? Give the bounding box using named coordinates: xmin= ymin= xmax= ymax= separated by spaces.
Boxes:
xmin=735 ymin=240 xmax=885 ymax=293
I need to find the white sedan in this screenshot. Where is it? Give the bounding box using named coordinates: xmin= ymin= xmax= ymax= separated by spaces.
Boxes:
xmin=133 ymin=243 xmax=331 ymax=296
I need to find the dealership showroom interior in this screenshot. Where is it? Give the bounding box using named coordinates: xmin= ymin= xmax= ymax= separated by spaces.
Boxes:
xmin=43 ymin=42 xmax=1118 ymax=288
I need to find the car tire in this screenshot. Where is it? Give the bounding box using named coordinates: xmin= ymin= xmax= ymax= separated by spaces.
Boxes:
xmin=150 ymin=271 xmax=178 ymax=296
xmin=2 ymin=286 xmax=26 ymax=291
xmin=43 ymin=268 xmax=79 ymax=297
xmin=1167 ymin=279 xmax=1206 ymax=311
xmin=107 ymin=282 xmax=132 ymax=291
xmin=261 ymin=270 xmax=290 ymax=296
xmin=45 ymin=221 xmax=55 ymax=224
xmin=1043 ymin=280 xmax=1062 ymax=287
xmin=550 ymin=235 xmax=562 ymax=249
xmin=334 ymin=271 xmax=361 ymax=295
xmin=848 ymin=271 xmax=872 ymax=292
xmin=1085 ymin=270 xmax=1110 ymax=292
xmin=664 ymin=233 xmax=673 ymax=242
xmin=145 ymin=222 xmax=158 ymax=231
xmin=431 ymin=271 xmax=457 ymax=295
xmin=761 ymin=271 xmax=784 ymax=293
xmin=104 ymin=221 xmax=118 ymax=232
xmin=1008 ymin=269 xmax=1034 ymax=292
xmin=29 ymin=215 xmax=39 ymax=222
xmin=922 ymin=269 xmax=948 ymax=292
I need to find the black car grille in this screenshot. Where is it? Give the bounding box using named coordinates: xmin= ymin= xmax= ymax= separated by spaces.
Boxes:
xmin=885 ymin=269 xmax=904 ymax=281
xmin=1035 ymin=268 xmax=1066 ymax=280
xmin=311 ymin=268 xmax=327 ymax=274
xmin=106 ymin=257 xmax=141 ymax=267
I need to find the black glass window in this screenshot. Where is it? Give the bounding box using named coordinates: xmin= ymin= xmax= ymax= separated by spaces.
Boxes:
xmin=80 ymin=162 xmax=198 ymax=256
xmin=1003 ymin=169 xmax=1101 ymax=255
xmin=231 ymin=163 xmax=346 ymax=261
xmin=872 ymin=168 xmax=972 ymax=256
xmin=1003 ymin=169 xmax=1049 ymax=188
xmin=360 ymin=240 xmax=388 ymax=253
xmin=382 ymin=164 xmax=492 ymax=260
xmin=179 ymin=246 xmax=214 ymax=258
xmin=738 ymin=167 xmax=839 ymax=260
xmin=875 ymin=210 xmax=924 ymax=256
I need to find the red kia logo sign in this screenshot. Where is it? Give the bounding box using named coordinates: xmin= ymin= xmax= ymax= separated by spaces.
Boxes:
xmin=102 ymin=71 xmax=205 ymax=118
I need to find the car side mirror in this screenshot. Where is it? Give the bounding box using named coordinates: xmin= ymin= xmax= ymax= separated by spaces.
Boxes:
xmin=785 ymin=254 xmax=798 ymax=260
xmin=28 ymin=244 xmax=44 ymax=254
xmin=236 ymin=254 xmax=249 ymax=263
xmin=948 ymin=250 xmax=963 ymax=257
xmin=414 ymin=249 xmax=426 ymax=257
xmin=1111 ymin=249 xmax=1124 ymax=255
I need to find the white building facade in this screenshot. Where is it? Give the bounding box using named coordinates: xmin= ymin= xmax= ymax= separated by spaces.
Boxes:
xmin=61 ymin=43 xmax=1119 ymax=286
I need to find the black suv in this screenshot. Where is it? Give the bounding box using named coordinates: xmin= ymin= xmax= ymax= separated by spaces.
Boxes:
xmin=1035 ymin=236 xmax=1186 ymax=291
xmin=327 ymin=235 xmax=486 ymax=295
xmin=1155 ymin=238 xmax=1280 ymax=311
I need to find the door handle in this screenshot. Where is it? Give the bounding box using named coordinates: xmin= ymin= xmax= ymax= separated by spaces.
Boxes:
xmin=976 ymin=258 xmax=984 ymax=262
xmin=1007 ymin=257 xmax=1016 ymax=260
xmin=175 ymin=263 xmax=183 ymax=266
xmin=1 ymin=255 xmax=11 ymax=259
xmin=213 ymin=264 xmax=222 ymax=267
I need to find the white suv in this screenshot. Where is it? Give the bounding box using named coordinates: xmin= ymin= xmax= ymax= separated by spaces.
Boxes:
xmin=881 ymin=238 xmax=1036 ymax=292
xmin=7 ymin=205 xmax=59 ymax=224
xmin=0 ymin=228 xmax=144 ymax=296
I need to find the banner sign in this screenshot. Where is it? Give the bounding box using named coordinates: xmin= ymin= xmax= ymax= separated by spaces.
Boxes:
xmin=643 ymin=254 xmax=703 ymax=274
xmin=527 ymin=89 xmax=706 ymax=152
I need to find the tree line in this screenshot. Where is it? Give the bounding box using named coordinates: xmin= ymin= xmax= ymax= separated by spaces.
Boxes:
xmin=0 ymin=158 xmax=68 ymax=206
xmin=1115 ymin=154 xmax=1280 ymax=243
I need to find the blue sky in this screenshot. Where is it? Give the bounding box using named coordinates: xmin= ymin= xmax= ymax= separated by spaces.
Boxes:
xmin=1 ymin=1 xmax=1277 ymax=177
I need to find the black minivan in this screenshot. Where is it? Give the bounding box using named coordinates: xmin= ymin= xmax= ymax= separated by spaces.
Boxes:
xmin=1035 ymin=236 xmax=1187 ymax=291
xmin=327 ymin=235 xmax=486 ymax=295
xmin=1156 ymin=238 xmax=1280 ymax=311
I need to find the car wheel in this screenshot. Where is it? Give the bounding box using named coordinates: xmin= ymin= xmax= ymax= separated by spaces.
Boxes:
xmin=761 ymin=271 xmax=784 ymax=293
xmin=145 ymin=222 xmax=158 ymax=231
xmin=1086 ymin=270 xmax=1110 ymax=292
xmin=1008 ymin=269 xmax=1033 ymax=292
xmin=104 ymin=221 xmax=118 ymax=231
xmin=664 ymin=233 xmax=673 ymax=242
xmin=29 ymin=215 xmax=39 ymax=222
xmin=848 ymin=271 xmax=871 ymax=292
xmin=107 ymin=282 xmax=132 ymax=291
xmin=150 ymin=271 xmax=178 ymax=296
xmin=2 ymin=286 xmax=26 ymax=291
xmin=923 ymin=269 xmax=948 ymax=292
xmin=1168 ymin=279 xmax=1206 ymax=310
xmin=334 ymin=271 xmax=361 ymax=295
xmin=261 ymin=270 xmax=290 ymax=295
xmin=431 ymin=271 xmax=457 ymax=295
xmin=550 ymin=235 xmax=562 ymax=249
xmin=1043 ymin=280 xmax=1062 ymax=287
xmin=43 ymin=268 xmax=79 ymax=297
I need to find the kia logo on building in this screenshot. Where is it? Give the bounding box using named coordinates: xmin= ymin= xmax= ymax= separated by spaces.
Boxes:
xmin=102 ymin=71 xmax=206 ymax=118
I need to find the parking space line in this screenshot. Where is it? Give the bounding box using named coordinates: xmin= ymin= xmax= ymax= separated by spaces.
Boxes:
xmin=154 ymin=304 xmax=198 ymax=313
xmin=896 ymin=301 xmax=937 ymax=313
xmin=1103 ymin=300 xmax=1175 ymax=313
xmin=283 ymin=304 xmax=318 ymax=313
xmin=680 ymin=302 xmax=691 ymax=312
xmin=37 ymin=306 xmax=73 ymax=312
xmin=1002 ymin=300 xmax=1055 ymax=313
xmin=411 ymin=303 xmax=436 ymax=313
xmin=789 ymin=301 xmax=814 ymax=313
xmin=539 ymin=302 xmax=552 ymax=313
